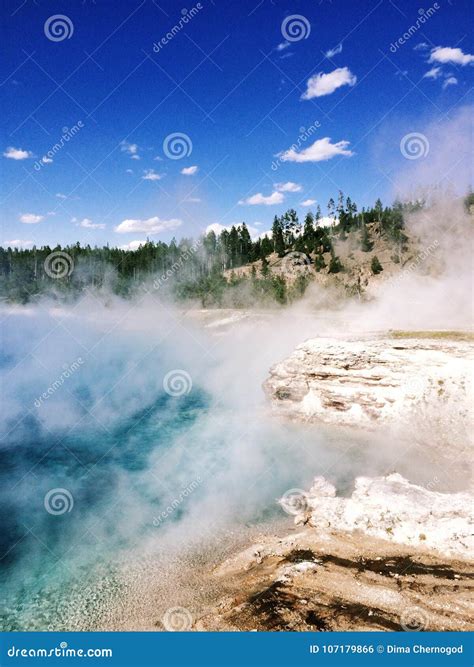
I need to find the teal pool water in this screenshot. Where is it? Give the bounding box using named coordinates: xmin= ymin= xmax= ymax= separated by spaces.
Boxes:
xmin=0 ymin=308 xmax=381 ymax=630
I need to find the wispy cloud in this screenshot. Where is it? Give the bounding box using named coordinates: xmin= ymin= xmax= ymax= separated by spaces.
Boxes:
xmin=115 ymin=216 xmax=182 ymax=234
xmin=142 ymin=169 xmax=163 ymax=181
xmin=120 ymin=140 xmax=140 ymax=159
xmin=423 ymin=66 xmax=442 ymax=79
xmin=279 ymin=137 xmax=353 ymax=163
xmin=276 ymin=41 xmax=290 ymax=52
xmin=3 ymin=239 xmax=33 ymax=248
xmin=3 ymin=146 xmax=34 ymax=160
xmin=181 ymin=165 xmax=198 ymax=175
xmin=77 ymin=218 xmax=106 ymax=229
xmin=414 ymin=42 xmax=429 ymax=51
xmin=301 ymin=66 xmax=356 ymax=99
xmin=19 ymin=213 xmax=44 ymax=224
xmin=429 ymin=46 xmax=474 ymax=66
xmin=274 ymin=181 xmax=302 ymax=193
xmin=239 ymin=191 xmax=285 ymax=206
xmin=301 ymin=199 xmax=317 ymax=206
xmin=325 ymin=43 xmax=342 ymax=58
xmin=443 ymin=76 xmax=458 ymax=89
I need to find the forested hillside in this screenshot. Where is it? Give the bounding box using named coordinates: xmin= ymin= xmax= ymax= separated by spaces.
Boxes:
xmin=1 ymin=193 xmax=469 ymax=306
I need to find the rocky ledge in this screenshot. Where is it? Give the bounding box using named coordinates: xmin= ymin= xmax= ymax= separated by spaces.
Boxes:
xmin=197 ymin=474 xmax=473 ymax=632
xmin=263 ymin=335 xmax=473 ymax=429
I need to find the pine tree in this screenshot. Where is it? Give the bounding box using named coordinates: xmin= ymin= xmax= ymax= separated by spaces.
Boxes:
xmin=360 ymin=223 xmax=373 ymax=252
xmin=371 ymin=255 xmax=383 ymax=274
xmin=272 ymin=216 xmax=285 ymax=257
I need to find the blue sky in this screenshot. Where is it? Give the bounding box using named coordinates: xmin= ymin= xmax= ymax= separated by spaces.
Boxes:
xmin=1 ymin=0 xmax=473 ymax=248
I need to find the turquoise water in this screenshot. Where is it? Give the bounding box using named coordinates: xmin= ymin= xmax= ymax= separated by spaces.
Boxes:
xmin=0 ymin=308 xmax=381 ymax=630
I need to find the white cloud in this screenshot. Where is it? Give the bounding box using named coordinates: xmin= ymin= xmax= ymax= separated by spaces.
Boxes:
xmin=205 ymin=223 xmax=229 ymax=236
xmin=280 ymin=137 xmax=353 ymax=163
xmin=274 ymin=181 xmax=302 ymax=193
xmin=301 ymin=199 xmax=317 ymax=206
xmin=142 ymin=169 xmax=163 ymax=181
xmin=77 ymin=218 xmax=106 ymax=229
xmin=56 ymin=193 xmax=67 ymax=199
xmin=3 ymin=146 xmax=33 ymax=160
xmin=239 ymin=191 xmax=285 ymax=206
xmin=185 ymin=197 xmax=201 ymax=203
xmin=181 ymin=165 xmax=198 ymax=175
xmin=115 ymin=216 xmax=182 ymax=234
xmin=3 ymin=239 xmax=33 ymax=248
xmin=19 ymin=213 xmax=44 ymax=224
xmin=429 ymin=46 xmax=474 ymax=66
xmin=423 ymin=66 xmax=442 ymax=79
xmin=325 ymin=43 xmax=342 ymax=58
xmin=319 ymin=216 xmax=338 ymax=227
xmin=126 ymin=169 xmax=133 ymax=174
xmin=443 ymin=76 xmax=458 ymax=89
xmin=120 ymin=140 xmax=140 ymax=159
xmin=277 ymin=41 xmax=290 ymax=52
xmin=41 ymin=156 xmax=53 ymax=164
xmin=205 ymin=222 xmax=263 ymax=240
xmin=414 ymin=42 xmax=429 ymax=51
xmin=301 ymin=67 xmax=356 ymax=99
xmin=120 ymin=240 xmax=146 ymax=251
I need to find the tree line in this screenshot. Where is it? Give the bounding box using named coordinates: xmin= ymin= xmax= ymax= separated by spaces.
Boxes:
xmin=0 ymin=194 xmax=427 ymax=306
